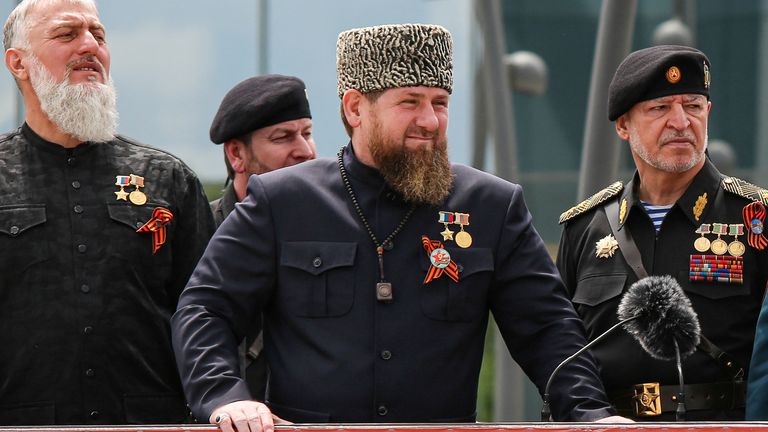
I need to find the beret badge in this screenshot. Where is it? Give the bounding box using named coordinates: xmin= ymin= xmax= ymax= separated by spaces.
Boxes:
xmin=704 ymin=62 xmax=711 ymax=89
xmin=666 ymin=66 xmax=681 ymax=84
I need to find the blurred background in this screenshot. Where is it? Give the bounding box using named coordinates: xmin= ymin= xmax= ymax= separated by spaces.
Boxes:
xmin=1 ymin=0 xmax=764 ymax=422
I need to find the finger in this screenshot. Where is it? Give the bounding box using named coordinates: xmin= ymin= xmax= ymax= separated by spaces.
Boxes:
xmin=214 ymin=413 xmax=235 ymax=432
xmin=256 ymin=404 xmax=275 ymax=432
xmin=272 ymin=414 xmax=292 ymax=425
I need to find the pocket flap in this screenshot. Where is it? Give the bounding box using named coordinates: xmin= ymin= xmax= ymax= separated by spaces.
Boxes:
xmin=281 ymin=241 xmax=357 ymax=275
xmin=108 ymin=202 xmax=166 ymax=230
xmin=0 ymin=204 xmax=46 ymax=236
xmin=419 ymin=247 xmax=494 ymax=277
xmin=572 ymin=273 xmax=627 ymax=306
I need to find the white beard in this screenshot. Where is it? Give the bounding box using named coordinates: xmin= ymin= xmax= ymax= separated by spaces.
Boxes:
xmin=27 ymin=55 xmax=118 ymax=143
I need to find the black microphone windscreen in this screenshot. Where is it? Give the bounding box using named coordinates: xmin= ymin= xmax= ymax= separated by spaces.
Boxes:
xmin=617 ymin=275 xmax=700 ymax=360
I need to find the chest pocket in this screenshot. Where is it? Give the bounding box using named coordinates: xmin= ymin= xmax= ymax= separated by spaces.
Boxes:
xmin=572 ymin=273 xmax=627 ymax=307
xmin=107 ymin=202 xmax=173 ymax=268
xmin=420 ymin=247 xmax=494 ymax=322
xmin=279 ymin=241 xmax=357 ymax=317
xmin=0 ymin=204 xmax=50 ymax=274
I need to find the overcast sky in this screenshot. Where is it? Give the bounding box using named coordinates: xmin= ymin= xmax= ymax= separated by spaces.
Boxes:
xmin=0 ymin=0 xmax=471 ymax=182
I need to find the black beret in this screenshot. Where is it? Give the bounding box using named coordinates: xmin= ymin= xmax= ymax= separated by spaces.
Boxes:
xmin=608 ymin=45 xmax=711 ymax=121
xmin=210 ymin=74 xmax=312 ymax=144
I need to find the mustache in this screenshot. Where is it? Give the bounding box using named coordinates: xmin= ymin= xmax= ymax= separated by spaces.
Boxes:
xmin=406 ymin=126 xmax=437 ymax=140
xmin=64 ymin=55 xmax=107 ymax=81
xmin=660 ymin=129 xmax=696 ymax=145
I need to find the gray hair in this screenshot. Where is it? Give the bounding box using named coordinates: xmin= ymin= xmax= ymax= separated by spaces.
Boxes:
xmin=4 ymin=0 xmax=98 ymax=51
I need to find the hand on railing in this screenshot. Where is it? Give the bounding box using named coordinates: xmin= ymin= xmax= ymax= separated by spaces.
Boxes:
xmin=210 ymin=400 xmax=292 ymax=432
xmin=594 ymin=415 xmax=635 ymax=423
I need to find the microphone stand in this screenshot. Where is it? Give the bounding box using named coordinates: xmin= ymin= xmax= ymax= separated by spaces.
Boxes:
xmin=541 ymin=315 xmax=638 ymax=421
xmin=673 ymin=338 xmax=686 ymax=421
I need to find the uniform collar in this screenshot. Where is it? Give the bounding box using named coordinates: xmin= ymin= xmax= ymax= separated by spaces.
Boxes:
xmin=618 ymin=158 xmax=722 ymax=228
xmin=341 ymin=142 xmax=386 ymax=188
xmin=22 ymin=122 xmax=97 ymax=156
xmin=219 ymin=182 xmax=239 ymax=215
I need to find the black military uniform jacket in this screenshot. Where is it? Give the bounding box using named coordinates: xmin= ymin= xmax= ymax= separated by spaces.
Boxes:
xmin=557 ymin=159 xmax=768 ymax=415
xmin=210 ymin=182 xmax=237 ymax=226
xmin=173 ymin=144 xmax=614 ymax=423
xmin=0 ymin=124 xmax=215 ymax=425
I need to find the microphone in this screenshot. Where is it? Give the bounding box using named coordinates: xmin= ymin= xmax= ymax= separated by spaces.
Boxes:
xmin=540 ymin=275 xmax=700 ymax=421
xmin=617 ymin=275 xmax=700 ymax=421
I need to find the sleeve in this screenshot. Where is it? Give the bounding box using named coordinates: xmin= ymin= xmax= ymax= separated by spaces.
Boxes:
xmin=555 ymin=222 xmax=578 ymax=298
xmin=168 ymin=165 xmax=217 ymax=300
xmin=747 ymin=291 xmax=768 ymax=420
xmin=172 ymin=175 xmax=276 ymax=420
xmin=490 ymin=184 xmax=614 ymax=421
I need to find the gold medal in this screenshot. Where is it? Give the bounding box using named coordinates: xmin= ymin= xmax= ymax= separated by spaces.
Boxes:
xmin=129 ymin=190 xmax=147 ymax=205
xmin=728 ymin=240 xmax=745 ymax=257
xmin=694 ymin=223 xmax=711 ymax=252
xmin=455 ymin=230 xmax=472 ymax=248
xmin=711 ymin=238 xmax=728 ymax=255
xmin=694 ymin=236 xmax=711 ymax=252
xmin=129 ymin=174 xmax=147 ymax=206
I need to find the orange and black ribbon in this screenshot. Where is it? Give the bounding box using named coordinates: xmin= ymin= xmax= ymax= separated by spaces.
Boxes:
xmin=742 ymin=201 xmax=767 ymax=251
xmin=136 ymin=207 xmax=173 ymax=254
xmin=421 ymin=235 xmax=459 ymax=284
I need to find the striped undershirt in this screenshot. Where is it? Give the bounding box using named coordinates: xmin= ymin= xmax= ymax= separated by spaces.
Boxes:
xmin=640 ymin=201 xmax=673 ymax=232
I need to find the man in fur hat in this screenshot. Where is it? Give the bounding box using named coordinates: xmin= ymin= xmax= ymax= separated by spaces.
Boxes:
xmin=173 ymin=24 xmax=622 ymax=431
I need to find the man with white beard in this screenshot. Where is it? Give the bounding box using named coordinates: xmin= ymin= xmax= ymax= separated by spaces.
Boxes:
xmin=0 ymin=0 xmax=215 ymax=425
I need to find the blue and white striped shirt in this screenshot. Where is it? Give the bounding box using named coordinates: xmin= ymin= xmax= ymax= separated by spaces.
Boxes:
xmin=641 ymin=201 xmax=673 ymax=232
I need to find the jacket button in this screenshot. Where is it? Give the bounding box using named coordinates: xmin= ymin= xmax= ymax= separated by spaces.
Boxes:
xmin=83 ymin=326 xmax=93 ymax=335
xmin=9 ymin=225 xmax=19 ymax=235
xmin=381 ymin=350 xmax=392 ymax=360
xmin=85 ymin=368 xmax=95 ymax=377
xmin=377 ymin=405 xmax=388 ymax=416
xmin=312 ymin=257 xmax=322 ymax=268
xmin=72 ymin=180 xmax=81 ymax=189
xmin=89 ymin=410 xmax=100 ymax=419
xmin=80 ymin=284 xmax=91 ymax=293
xmin=136 ymin=221 xmax=144 ymax=229
xmin=77 ymin=244 xmax=87 ymax=253
xmin=457 ymin=264 xmax=464 ymax=273
xmin=67 ymin=157 xmax=75 ymax=166
xmin=73 ymin=205 xmax=83 ymax=214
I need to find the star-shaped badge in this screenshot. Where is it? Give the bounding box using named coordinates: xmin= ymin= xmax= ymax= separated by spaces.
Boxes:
xmin=440 ymin=227 xmax=454 ymax=241
xmin=595 ymin=234 xmax=619 ymax=258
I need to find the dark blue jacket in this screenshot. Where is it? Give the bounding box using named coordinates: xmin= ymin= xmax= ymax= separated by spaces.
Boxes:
xmin=173 ymin=145 xmax=613 ymax=422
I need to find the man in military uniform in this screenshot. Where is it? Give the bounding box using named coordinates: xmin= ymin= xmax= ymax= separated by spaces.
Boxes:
xmin=557 ymin=45 xmax=768 ymax=421
xmin=209 ymin=74 xmax=316 ymax=226
xmin=173 ymin=23 xmax=623 ymax=432
xmin=0 ymin=0 xmax=215 ymax=424
xmin=208 ymin=74 xmax=316 ymax=400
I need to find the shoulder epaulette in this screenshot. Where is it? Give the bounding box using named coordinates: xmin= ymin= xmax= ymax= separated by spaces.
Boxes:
xmin=722 ymin=177 xmax=768 ymax=206
xmin=559 ymin=181 xmax=624 ymax=224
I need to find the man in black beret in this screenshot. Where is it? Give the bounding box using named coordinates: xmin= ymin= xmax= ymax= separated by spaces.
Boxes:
xmin=558 ymin=45 xmax=768 ymax=421
xmin=208 ymin=74 xmax=316 ymax=402
xmin=210 ymin=74 xmax=316 ymax=225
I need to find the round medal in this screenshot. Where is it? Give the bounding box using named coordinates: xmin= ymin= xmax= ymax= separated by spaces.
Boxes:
xmin=693 ymin=237 xmax=711 ymax=252
xmin=751 ymin=218 xmax=764 ymax=235
xmin=710 ymin=238 xmax=728 ymax=255
xmin=728 ymin=240 xmax=746 ymax=257
xmin=129 ymin=190 xmax=147 ymax=206
xmin=429 ymin=248 xmax=451 ymax=269
xmin=455 ymin=231 xmax=473 ymax=249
